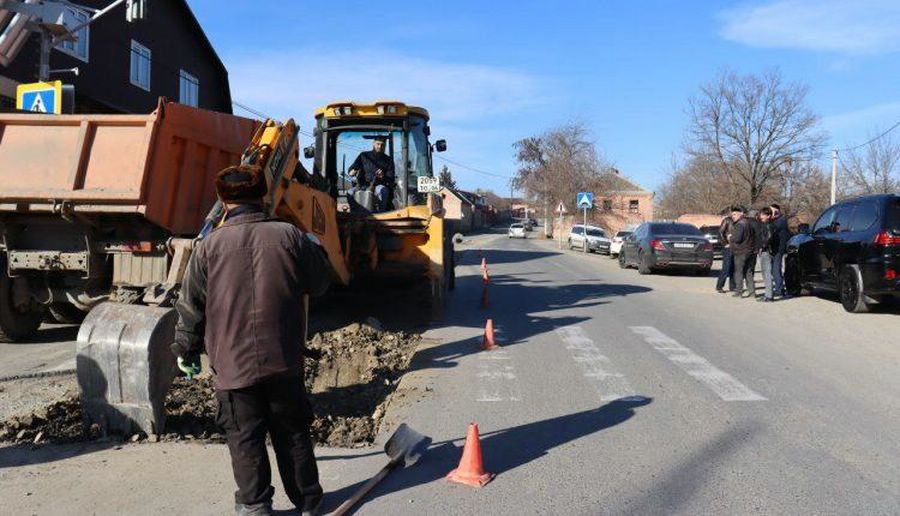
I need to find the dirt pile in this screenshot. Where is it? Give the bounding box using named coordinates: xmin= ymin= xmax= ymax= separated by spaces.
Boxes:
xmin=0 ymin=322 xmax=420 ymax=448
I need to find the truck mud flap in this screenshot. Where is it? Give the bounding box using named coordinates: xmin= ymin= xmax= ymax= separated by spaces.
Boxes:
xmin=76 ymin=303 xmax=177 ymax=436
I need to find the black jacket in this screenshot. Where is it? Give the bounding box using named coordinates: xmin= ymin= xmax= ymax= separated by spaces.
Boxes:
xmin=719 ymin=217 xmax=735 ymax=246
xmin=730 ymin=217 xmax=756 ymax=256
xmin=771 ymin=216 xmax=791 ymax=254
xmin=349 ymin=151 xmax=395 ymax=188
xmin=173 ymin=206 xmax=332 ymax=390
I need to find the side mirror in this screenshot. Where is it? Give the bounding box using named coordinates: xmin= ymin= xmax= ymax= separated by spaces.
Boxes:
xmin=303 ymin=145 xmax=315 ymax=159
xmin=434 ymin=139 xmax=447 ymax=152
xmin=797 ymin=223 xmax=810 ymax=235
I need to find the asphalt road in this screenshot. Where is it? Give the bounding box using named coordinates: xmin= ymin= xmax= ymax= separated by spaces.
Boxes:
xmin=2 ymin=230 xmax=900 ymax=515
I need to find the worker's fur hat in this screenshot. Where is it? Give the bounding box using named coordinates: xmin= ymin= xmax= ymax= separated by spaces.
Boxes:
xmin=215 ymin=165 xmax=268 ymax=201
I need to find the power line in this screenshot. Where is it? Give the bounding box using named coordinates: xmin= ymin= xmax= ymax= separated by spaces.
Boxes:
xmin=434 ymin=155 xmax=512 ymax=180
xmin=837 ymin=120 xmax=900 ymax=152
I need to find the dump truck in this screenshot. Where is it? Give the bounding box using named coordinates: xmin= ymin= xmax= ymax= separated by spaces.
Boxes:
xmin=72 ymin=101 xmax=453 ymax=434
xmin=0 ymin=99 xmax=259 ymax=342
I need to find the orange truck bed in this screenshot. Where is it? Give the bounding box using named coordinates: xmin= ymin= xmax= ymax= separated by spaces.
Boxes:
xmin=0 ymin=100 xmax=259 ymax=235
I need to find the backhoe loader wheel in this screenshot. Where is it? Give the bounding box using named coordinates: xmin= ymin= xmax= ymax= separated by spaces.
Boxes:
xmin=0 ymin=258 xmax=44 ymax=342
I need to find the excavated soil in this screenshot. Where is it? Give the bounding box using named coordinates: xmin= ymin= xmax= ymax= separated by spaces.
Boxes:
xmin=0 ymin=322 xmax=420 ymax=448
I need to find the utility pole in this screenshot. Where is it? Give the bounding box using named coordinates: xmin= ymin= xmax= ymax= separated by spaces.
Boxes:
xmin=830 ymin=149 xmax=838 ymax=206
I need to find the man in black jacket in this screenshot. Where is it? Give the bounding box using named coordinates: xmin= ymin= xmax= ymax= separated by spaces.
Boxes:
xmin=769 ymin=203 xmax=792 ymax=298
xmin=172 ymin=165 xmax=332 ymax=516
xmin=715 ymin=211 xmax=737 ymax=293
xmin=729 ymin=207 xmax=756 ymax=298
xmin=347 ymin=136 xmax=394 ymax=212
xmin=757 ymin=207 xmax=776 ymax=302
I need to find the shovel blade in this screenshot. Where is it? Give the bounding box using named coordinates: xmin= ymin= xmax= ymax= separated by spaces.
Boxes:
xmin=385 ymin=423 xmax=431 ymax=467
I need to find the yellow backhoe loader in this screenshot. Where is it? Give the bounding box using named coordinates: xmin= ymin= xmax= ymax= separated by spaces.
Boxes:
xmin=76 ymin=101 xmax=454 ymax=435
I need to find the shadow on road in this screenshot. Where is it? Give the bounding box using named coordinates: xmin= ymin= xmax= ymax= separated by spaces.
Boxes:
xmin=15 ymin=324 xmax=79 ymax=344
xmin=323 ymin=397 xmax=653 ymax=514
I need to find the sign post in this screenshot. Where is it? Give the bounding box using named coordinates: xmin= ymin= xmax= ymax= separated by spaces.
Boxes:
xmin=576 ymin=192 xmax=593 ymax=253
xmin=555 ymin=202 xmax=567 ymax=249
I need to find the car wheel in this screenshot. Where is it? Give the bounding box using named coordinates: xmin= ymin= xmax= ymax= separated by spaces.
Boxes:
xmin=610 ymin=252 xmax=617 ymax=259
xmin=618 ymin=251 xmax=628 ymax=269
xmin=638 ymin=251 xmax=652 ymax=275
xmin=839 ymin=265 xmax=870 ymax=313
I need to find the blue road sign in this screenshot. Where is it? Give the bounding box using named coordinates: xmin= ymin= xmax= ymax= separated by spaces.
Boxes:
xmin=577 ymin=192 xmax=594 ymax=209
xmin=16 ymin=81 xmax=62 ymax=114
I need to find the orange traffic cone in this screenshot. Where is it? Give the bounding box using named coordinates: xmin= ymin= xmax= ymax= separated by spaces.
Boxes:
xmin=481 ymin=257 xmax=487 ymax=272
xmin=482 ymin=268 xmax=490 ymax=285
xmin=446 ymin=423 xmax=495 ymax=488
xmin=482 ymin=319 xmax=498 ymax=350
xmin=479 ymin=287 xmax=490 ymax=309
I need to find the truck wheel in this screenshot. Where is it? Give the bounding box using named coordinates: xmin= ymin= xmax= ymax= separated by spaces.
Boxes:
xmin=839 ymin=265 xmax=869 ymax=313
xmin=638 ymin=251 xmax=652 ymax=275
xmin=49 ymin=303 xmax=87 ymax=324
xmin=0 ymin=263 xmax=44 ymax=342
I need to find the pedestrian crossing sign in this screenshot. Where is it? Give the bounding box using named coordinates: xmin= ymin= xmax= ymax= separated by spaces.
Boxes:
xmin=16 ymin=81 xmax=63 ymax=114
xmin=577 ymin=192 xmax=593 ymax=209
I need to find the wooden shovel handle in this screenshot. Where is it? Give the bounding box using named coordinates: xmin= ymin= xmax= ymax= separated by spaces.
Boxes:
xmin=332 ymin=460 xmax=399 ymax=516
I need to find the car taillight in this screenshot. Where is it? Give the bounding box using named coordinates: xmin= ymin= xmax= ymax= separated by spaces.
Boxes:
xmin=703 ymin=242 xmax=714 ymax=252
xmin=651 ymin=239 xmax=666 ymax=251
xmin=886 ymin=268 xmax=897 ymax=280
xmin=874 ymin=232 xmax=900 ymax=246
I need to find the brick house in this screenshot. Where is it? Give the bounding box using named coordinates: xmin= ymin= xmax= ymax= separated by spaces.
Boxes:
xmin=593 ymin=171 xmax=654 ymax=234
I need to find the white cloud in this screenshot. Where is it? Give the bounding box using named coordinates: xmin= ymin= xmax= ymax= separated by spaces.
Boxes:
xmin=226 ymin=47 xmax=542 ymax=125
xmin=720 ymin=0 xmax=900 ymax=55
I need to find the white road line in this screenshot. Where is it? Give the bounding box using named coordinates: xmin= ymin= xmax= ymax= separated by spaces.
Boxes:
xmin=556 ymin=326 xmax=637 ymax=402
xmin=476 ymin=349 xmax=522 ymax=402
xmin=629 ymin=326 xmax=767 ymax=402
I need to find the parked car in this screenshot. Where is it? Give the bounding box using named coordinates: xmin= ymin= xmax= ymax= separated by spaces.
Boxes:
xmin=698 ymin=224 xmax=724 ymax=258
xmin=508 ymin=223 xmax=527 ymax=239
xmin=568 ymin=224 xmax=611 ymax=254
xmin=609 ymin=230 xmax=632 ymax=257
xmin=619 ymin=222 xmax=713 ymax=275
xmin=785 ymin=194 xmax=900 ymax=313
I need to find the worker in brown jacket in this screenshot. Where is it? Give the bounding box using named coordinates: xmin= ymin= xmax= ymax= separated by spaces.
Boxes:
xmin=172 ymin=164 xmax=332 ymax=516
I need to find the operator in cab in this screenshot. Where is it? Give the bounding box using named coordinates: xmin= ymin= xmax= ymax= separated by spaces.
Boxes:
xmin=347 ymin=135 xmax=394 ymax=212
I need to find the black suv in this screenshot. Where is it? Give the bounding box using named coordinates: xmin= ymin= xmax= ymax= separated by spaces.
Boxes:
xmin=785 ymin=194 xmax=900 ymax=312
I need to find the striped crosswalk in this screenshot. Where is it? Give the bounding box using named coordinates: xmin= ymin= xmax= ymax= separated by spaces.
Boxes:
xmin=552 ymin=324 xmax=767 ymax=403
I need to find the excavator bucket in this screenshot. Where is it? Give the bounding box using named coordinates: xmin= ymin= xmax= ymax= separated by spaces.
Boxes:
xmin=76 ymin=303 xmax=177 ymax=436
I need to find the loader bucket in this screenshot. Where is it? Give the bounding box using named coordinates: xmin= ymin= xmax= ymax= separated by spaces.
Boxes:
xmin=76 ymin=303 xmax=177 ymax=436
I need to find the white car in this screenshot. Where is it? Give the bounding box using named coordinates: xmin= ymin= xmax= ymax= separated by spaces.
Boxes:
xmin=508 ymin=223 xmax=527 ymax=238
xmin=568 ymin=224 xmax=611 ymax=254
xmin=609 ymin=230 xmax=633 ymax=257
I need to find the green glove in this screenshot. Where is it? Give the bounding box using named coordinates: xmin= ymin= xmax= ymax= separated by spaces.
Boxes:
xmin=177 ymin=355 xmax=202 ymax=380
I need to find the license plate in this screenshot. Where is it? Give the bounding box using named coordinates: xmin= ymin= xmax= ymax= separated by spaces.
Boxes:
xmin=417 ymin=176 xmax=441 ymax=193
xmin=673 ymin=242 xmax=694 ymax=249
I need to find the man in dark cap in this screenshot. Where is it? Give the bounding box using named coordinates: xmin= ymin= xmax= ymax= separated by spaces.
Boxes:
xmin=347 ymin=135 xmax=394 ymax=212
xmin=172 ymin=164 xmax=332 ymax=516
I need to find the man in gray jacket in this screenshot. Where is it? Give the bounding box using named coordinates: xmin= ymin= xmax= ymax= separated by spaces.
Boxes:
xmin=172 ymin=165 xmax=332 ymax=515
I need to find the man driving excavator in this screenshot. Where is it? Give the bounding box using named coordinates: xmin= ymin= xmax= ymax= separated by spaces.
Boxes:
xmin=172 ymin=165 xmax=332 ymax=516
xmin=347 ymin=135 xmax=394 ymax=212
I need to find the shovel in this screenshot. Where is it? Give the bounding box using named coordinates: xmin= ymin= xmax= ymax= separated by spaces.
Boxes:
xmin=332 ymin=423 xmax=431 ymax=516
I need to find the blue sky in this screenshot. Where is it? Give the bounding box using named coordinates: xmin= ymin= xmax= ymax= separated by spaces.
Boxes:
xmin=190 ymin=0 xmax=900 ymax=196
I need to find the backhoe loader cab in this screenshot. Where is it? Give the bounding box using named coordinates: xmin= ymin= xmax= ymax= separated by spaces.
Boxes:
xmin=311 ymin=101 xmax=445 ymax=212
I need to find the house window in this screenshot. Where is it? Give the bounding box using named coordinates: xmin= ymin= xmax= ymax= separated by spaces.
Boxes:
xmin=179 ymin=70 xmax=199 ymax=107
xmin=130 ymin=40 xmax=151 ymax=91
xmin=602 ymin=199 xmax=612 ymax=211
xmin=58 ymin=7 xmax=89 ymax=61
xmin=629 ymin=200 xmax=639 ymax=213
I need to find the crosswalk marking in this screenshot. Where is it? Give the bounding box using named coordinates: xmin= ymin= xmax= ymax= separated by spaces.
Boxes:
xmin=629 ymin=326 xmax=767 ymax=402
xmin=556 ymin=325 xmax=637 ymax=401
xmin=476 ymin=349 xmax=522 ymax=402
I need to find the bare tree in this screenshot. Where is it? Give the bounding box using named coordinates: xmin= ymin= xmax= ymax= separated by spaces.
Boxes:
xmin=513 ymin=122 xmax=611 ymax=228
xmin=687 ymin=69 xmax=826 ymax=204
xmin=656 ymin=155 xmax=742 ymax=218
xmin=842 ymin=132 xmax=900 ymax=195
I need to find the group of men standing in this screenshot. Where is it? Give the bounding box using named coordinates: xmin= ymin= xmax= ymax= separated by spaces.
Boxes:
xmin=715 ymin=203 xmax=792 ymax=302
